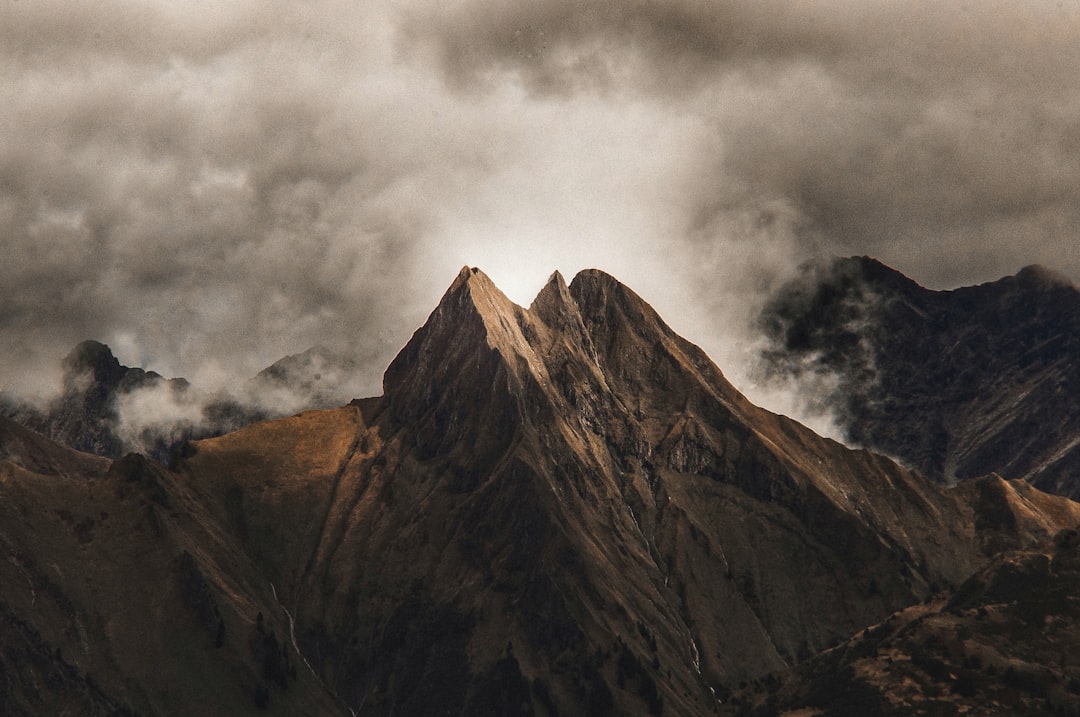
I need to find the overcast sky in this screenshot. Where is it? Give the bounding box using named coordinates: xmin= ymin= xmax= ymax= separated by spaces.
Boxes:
xmin=3 ymin=0 xmax=1079 ymax=409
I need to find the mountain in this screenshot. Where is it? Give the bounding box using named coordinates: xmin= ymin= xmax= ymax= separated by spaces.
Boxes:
xmin=0 ymin=340 xmax=358 ymax=464
xmin=725 ymin=527 xmax=1080 ymax=716
xmin=1 ymin=339 xmax=183 ymax=458
xmin=0 ymin=414 xmax=349 ymax=715
xmin=2 ymin=266 xmax=1079 ymax=715
xmin=252 ymin=345 xmax=364 ymax=411
xmin=758 ymin=256 xmax=1080 ymax=497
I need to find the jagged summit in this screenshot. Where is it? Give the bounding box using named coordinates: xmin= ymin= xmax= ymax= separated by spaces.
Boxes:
xmin=529 ymin=269 xmax=574 ymax=324
xmin=176 ymin=265 xmax=1080 ymax=714
xmin=62 ymin=339 xmax=127 ymax=385
xmin=761 ymin=256 xmax=1080 ymax=496
xmin=384 ymin=265 xmax=747 ymax=432
xmin=4 ymin=264 xmax=1080 ymax=716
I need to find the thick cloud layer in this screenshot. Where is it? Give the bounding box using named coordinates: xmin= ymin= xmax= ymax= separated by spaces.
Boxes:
xmin=3 ymin=0 xmax=1078 ymax=422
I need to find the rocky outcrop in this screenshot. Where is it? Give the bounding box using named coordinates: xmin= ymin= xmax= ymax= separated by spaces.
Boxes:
xmin=2 ymin=266 xmax=1079 ymax=715
xmin=1 ymin=340 xmax=272 ymax=463
xmin=759 ymin=256 xmax=1080 ymax=497
xmin=175 ymin=266 xmax=1080 ymax=715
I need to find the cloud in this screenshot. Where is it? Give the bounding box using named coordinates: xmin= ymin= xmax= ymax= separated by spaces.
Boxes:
xmin=1 ymin=0 xmax=476 ymax=397
xmin=396 ymin=0 xmax=1080 ymax=421
xmin=403 ymin=0 xmax=1080 ymax=281
xmin=2 ymin=0 xmax=1078 ymax=433
xmin=399 ymin=0 xmax=849 ymax=96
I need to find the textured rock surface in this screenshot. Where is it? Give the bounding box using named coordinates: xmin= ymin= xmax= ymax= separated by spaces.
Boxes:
xmin=0 ymin=416 xmax=349 ymax=715
xmin=1 ymin=340 xmax=271 ymax=463
xmin=176 ymin=267 xmax=1080 ymax=714
xmin=759 ymin=256 xmax=1080 ymax=497
xmin=725 ymin=528 xmax=1080 ymax=716
xmin=2 ymin=266 xmax=1079 ymax=715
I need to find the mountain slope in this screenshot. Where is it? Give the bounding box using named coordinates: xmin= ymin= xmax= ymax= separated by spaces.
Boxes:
xmin=759 ymin=256 xmax=1080 ymax=497
xmin=168 ymin=266 xmax=1080 ymax=715
xmin=3 ymin=266 xmax=1079 ymax=715
xmin=726 ymin=528 xmax=1080 ymax=716
xmin=0 ymin=415 xmax=349 ymax=715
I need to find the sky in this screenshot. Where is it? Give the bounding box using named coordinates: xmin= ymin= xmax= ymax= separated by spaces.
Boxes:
xmin=3 ymin=0 xmax=1079 ymax=418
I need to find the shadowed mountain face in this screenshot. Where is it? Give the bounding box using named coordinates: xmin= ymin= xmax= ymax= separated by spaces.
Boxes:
xmin=1 ymin=341 xmax=364 ymax=465
xmin=0 ymin=415 xmax=349 ymax=716
xmin=759 ymin=257 xmax=1080 ymax=497
xmin=175 ymin=268 xmax=1079 ymax=714
xmin=2 ymin=266 xmax=1079 ymax=715
xmin=726 ymin=528 xmax=1080 ymax=716
xmin=0 ymin=340 xmax=271 ymax=463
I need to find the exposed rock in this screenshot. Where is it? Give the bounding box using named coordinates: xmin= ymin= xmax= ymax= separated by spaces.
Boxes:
xmin=2 ymin=266 xmax=1079 ymax=715
xmin=759 ymin=256 xmax=1080 ymax=497
xmin=1 ymin=340 xmax=271 ymax=463
xmin=726 ymin=529 xmax=1080 ymax=716
xmin=177 ymin=266 xmax=1080 ymax=714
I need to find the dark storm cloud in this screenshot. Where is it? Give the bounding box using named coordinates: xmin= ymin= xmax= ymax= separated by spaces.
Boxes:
xmin=401 ymin=0 xmax=848 ymax=95
xmin=1 ymin=0 xmax=499 ymax=398
xmin=3 ymin=0 xmax=1078 ymax=434
xmin=403 ymin=0 xmax=1080 ymax=289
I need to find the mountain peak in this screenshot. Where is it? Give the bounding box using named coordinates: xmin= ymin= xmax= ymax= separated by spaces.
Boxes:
xmin=568 ymin=267 xmax=684 ymax=350
xmin=1014 ymin=263 xmax=1075 ymax=290
xmin=449 ymin=264 xmax=495 ymax=292
xmin=760 ymin=254 xmax=1080 ymax=493
xmin=382 ymin=265 xmax=540 ymax=425
xmin=535 ymin=269 xmax=569 ymax=299
xmin=62 ymin=339 xmax=124 ymax=386
xmin=441 ymin=265 xmax=521 ymax=319
xmin=9 ymin=263 xmax=1080 ymax=716
xmin=529 ymin=270 xmax=579 ymax=331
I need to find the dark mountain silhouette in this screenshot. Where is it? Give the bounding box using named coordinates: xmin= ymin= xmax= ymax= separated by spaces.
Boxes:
xmin=1 ymin=339 xmax=185 ymax=458
xmin=1 ymin=266 xmax=1078 ymax=715
xmin=0 ymin=340 xmax=362 ymax=464
xmin=759 ymin=256 xmax=1080 ymax=497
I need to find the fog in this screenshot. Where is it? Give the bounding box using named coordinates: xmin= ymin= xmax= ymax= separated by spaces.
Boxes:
xmin=3 ymin=0 xmax=1078 ymax=429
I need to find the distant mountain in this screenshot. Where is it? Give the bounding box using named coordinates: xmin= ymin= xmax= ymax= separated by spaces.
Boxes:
xmin=252 ymin=345 xmax=364 ymax=411
xmin=0 ymin=340 xmax=363 ymax=463
xmin=1 ymin=339 xmax=181 ymax=457
xmin=758 ymin=256 xmax=1080 ymax=497
xmin=1 ymin=266 xmax=1078 ymax=715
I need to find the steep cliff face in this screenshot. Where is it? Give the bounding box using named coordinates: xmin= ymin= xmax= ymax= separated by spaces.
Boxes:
xmin=173 ymin=266 xmax=1080 ymax=715
xmin=2 ymin=266 xmax=1079 ymax=716
xmin=758 ymin=257 xmax=1080 ymax=497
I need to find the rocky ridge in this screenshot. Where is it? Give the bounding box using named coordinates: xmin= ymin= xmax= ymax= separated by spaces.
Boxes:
xmin=759 ymin=256 xmax=1080 ymax=497
xmin=1 ymin=340 xmax=364 ymax=465
xmin=725 ymin=528 xmax=1080 ymax=716
xmin=1 ymin=266 xmax=1078 ymax=715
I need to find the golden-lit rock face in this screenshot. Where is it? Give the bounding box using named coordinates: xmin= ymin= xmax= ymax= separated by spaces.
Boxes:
xmin=2 ymin=267 xmax=1080 ymax=716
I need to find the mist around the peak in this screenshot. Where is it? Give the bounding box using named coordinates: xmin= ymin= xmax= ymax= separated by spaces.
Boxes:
xmin=3 ymin=0 xmax=1078 ymax=443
